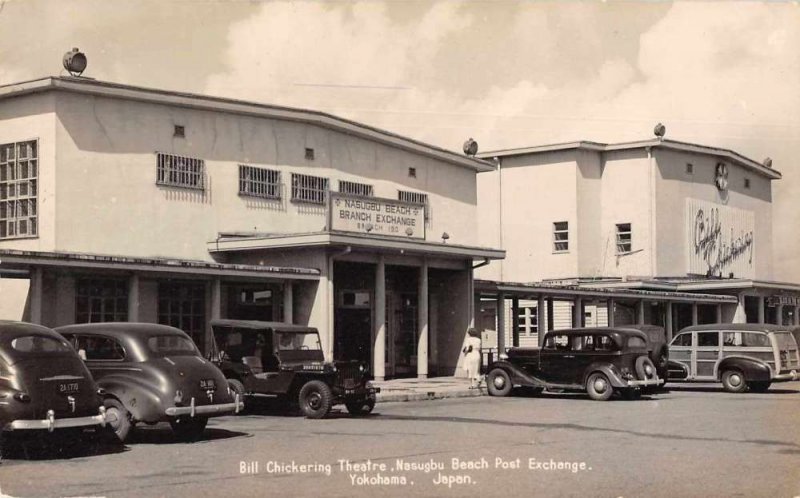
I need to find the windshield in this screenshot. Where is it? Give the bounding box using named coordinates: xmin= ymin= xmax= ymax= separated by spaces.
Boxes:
xmin=147 ymin=335 xmax=199 ymax=356
xmin=10 ymin=335 xmax=73 ymax=354
xmin=275 ymin=332 xmax=322 ymax=351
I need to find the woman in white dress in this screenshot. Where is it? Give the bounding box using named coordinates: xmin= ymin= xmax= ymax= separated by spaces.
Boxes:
xmin=462 ymin=328 xmax=483 ymax=389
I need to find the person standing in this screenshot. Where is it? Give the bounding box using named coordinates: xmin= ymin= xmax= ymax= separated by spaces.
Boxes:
xmin=463 ymin=328 xmax=483 ymax=389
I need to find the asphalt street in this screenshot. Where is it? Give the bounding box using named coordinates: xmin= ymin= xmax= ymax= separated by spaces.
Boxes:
xmin=1 ymin=382 xmax=799 ymax=498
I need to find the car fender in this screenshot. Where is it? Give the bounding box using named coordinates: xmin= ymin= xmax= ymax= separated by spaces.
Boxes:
xmin=486 ymin=361 xmax=546 ymax=388
xmin=717 ymin=357 xmax=771 ymax=382
xmin=96 ymin=374 xmax=164 ymax=423
xmin=583 ymin=363 xmax=627 ymax=388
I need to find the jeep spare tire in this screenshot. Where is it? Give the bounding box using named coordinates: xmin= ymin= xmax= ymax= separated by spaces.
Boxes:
xmin=487 ymin=368 xmax=513 ymax=397
xmin=298 ymin=380 xmax=333 ymax=419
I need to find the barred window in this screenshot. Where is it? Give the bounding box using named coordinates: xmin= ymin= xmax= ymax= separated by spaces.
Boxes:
xmin=553 ymin=221 xmax=569 ymax=252
xmin=399 ymin=190 xmax=429 ymax=220
xmin=156 ymin=153 xmax=205 ymax=190
xmin=239 ymin=165 xmax=281 ymax=199
xmin=616 ymin=223 xmax=632 ymax=253
xmin=0 ymin=140 xmax=38 ymax=239
xmin=76 ymin=278 xmax=128 ymax=324
xmin=291 ymin=173 xmax=328 ymax=204
xmin=339 ymin=180 xmax=373 ymax=197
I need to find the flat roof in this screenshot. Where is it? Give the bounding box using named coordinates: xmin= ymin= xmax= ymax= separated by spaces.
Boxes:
xmin=477 ymin=138 xmax=781 ymax=180
xmin=579 ymin=278 xmax=800 ymax=294
xmin=0 ymin=76 xmax=494 ymax=173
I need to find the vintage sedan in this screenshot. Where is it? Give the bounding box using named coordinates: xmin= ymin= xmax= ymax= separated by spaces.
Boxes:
xmin=486 ymin=327 xmax=663 ymax=401
xmin=0 ymin=321 xmax=107 ymax=453
xmin=56 ymin=323 xmax=242 ymax=442
xmin=667 ymin=324 xmax=800 ymax=392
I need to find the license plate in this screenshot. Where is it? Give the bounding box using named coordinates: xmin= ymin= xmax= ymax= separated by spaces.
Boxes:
xmin=58 ymin=382 xmax=80 ymax=394
xmin=200 ymin=379 xmax=216 ymax=391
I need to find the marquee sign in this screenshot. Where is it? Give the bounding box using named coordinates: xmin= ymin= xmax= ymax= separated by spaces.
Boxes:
xmin=329 ymin=193 xmax=426 ymax=239
xmin=686 ymin=198 xmax=755 ymax=278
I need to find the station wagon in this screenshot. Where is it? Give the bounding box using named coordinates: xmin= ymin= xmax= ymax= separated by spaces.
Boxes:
xmin=667 ymin=324 xmax=800 ymax=392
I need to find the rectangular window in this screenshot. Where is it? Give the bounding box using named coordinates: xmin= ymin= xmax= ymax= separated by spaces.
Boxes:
xmin=686 ymin=163 xmax=694 ymax=174
xmin=338 ymin=180 xmax=374 ymax=197
xmin=156 ymin=152 xmax=205 ymax=190
xmin=0 ymin=140 xmax=38 ymax=239
xmin=553 ymin=221 xmax=569 ymax=252
xmin=616 ymin=223 xmax=632 ymax=253
xmin=398 ymin=190 xmax=429 ymax=220
xmin=239 ymin=165 xmax=281 ymax=199
xmin=75 ymin=278 xmax=128 ymax=324
xmin=744 ymin=178 xmax=751 ymax=189
xmin=291 ymin=173 xmax=328 ymax=204
xmin=516 ymin=305 xmax=538 ymax=336
xmin=158 ymin=282 xmax=206 ymax=351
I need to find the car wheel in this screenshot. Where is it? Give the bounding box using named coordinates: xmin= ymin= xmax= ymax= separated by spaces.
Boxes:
xmin=104 ymin=398 xmax=133 ymax=443
xmin=748 ymin=381 xmax=771 ymax=392
xmin=487 ymin=368 xmax=513 ymax=397
xmin=345 ymin=396 xmax=376 ymax=416
xmin=298 ymin=380 xmax=333 ymax=419
xmin=586 ymin=372 xmax=614 ymax=401
xmin=721 ymin=369 xmax=747 ymax=393
xmin=227 ymin=378 xmax=246 ymax=412
xmin=170 ymin=417 xmax=208 ymax=442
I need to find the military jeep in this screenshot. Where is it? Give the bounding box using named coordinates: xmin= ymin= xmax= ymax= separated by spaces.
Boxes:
xmin=208 ymin=319 xmax=379 ymax=418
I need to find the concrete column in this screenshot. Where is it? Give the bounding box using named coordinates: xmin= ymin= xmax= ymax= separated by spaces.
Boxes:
xmin=758 ymin=297 xmax=765 ymax=324
xmin=794 ymin=305 xmax=800 ymax=326
xmin=547 ymin=298 xmax=554 ymax=332
xmin=128 ymin=274 xmax=140 ymax=322
xmin=607 ymin=299 xmax=615 ymax=327
xmin=496 ymin=293 xmax=506 ymax=353
xmin=512 ymin=297 xmax=520 ymax=347
xmin=373 ymin=256 xmax=386 ymax=381
xmin=637 ymin=300 xmax=645 ymax=325
xmin=691 ymin=303 xmax=699 ymax=326
xmin=283 ymin=281 xmax=293 ymax=324
xmin=665 ymin=301 xmax=674 ymax=342
xmin=29 ymin=267 xmax=43 ymax=325
xmin=776 ymin=304 xmax=784 ymax=326
xmin=716 ymin=304 xmax=723 ymax=323
xmin=537 ymin=294 xmax=546 ymax=346
xmin=417 ymin=259 xmax=429 ymax=379
xmin=572 ymin=297 xmax=583 ymax=328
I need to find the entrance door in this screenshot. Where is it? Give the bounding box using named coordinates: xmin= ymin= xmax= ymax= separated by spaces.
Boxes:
xmin=334 ymin=307 xmax=372 ymax=364
xmin=387 ymin=292 xmax=418 ymax=378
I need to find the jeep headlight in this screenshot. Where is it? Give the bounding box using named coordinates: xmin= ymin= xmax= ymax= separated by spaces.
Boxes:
xmin=359 ymin=364 xmax=365 ymax=372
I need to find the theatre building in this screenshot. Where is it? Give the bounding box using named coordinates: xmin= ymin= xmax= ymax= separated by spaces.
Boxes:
xmin=475 ymin=133 xmax=800 ymax=350
xmin=0 ymin=76 xmax=503 ymax=379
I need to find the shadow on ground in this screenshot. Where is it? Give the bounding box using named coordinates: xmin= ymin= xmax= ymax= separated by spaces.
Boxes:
xmin=1 ymin=428 xmax=126 ymax=461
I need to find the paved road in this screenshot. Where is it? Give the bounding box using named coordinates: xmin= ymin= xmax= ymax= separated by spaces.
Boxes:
xmin=1 ymin=382 xmax=799 ymax=498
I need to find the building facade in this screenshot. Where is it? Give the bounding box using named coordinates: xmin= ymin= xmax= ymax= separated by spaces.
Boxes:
xmin=0 ymin=76 xmax=503 ymax=379
xmin=475 ymin=136 xmax=799 ymax=350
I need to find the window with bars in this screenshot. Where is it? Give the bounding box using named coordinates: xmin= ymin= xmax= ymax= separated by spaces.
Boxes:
xmin=0 ymin=140 xmax=38 ymax=239
xmin=517 ymin=305 xmax=538 ymax=335
xmin=75 ymin=278 xmax=128 ymax=324
xmin=398 ymin=190 xmax=429 ymax=220
xmin=291 ymin=173 xmax=328 ymax=204
xmin=616 ymin=223 xmax=632 ymax=253
xmin=158 ymin=282 xmax=206 ymax=350
xmin=339 ymin=180 xmax=373 ymax=197
xmin=553 ymin=221 xmax=569 ymax=252
xmin=156 ymin=153 xmax=205 ymax=190
xmin=239 ymin=165 xmax=281 ymax=199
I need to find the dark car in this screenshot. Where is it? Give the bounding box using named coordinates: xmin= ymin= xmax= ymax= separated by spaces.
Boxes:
xmin=629 ymin=325 xmax=669 ymax=383
xmin=0 ymin=321 xmax=107 ymax=453
xmin=667 ymin=324 xmax=799 ymax=392
xmin=486 ymin=327 xmax=663 ymax=401
xmin=208 ymin=319 xmax=379 ymax=419
xmin=56 ymin=323 xmax=243 ymax=442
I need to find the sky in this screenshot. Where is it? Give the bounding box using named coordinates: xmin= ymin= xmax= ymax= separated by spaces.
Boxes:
xmin=0 ymin=0 xmax=798 ymax=280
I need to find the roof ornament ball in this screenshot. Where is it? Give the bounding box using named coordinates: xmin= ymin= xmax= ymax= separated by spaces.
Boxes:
xmin=653 ymin=122 xmax=666 ymax=139
xmin=763 ymin=157 xmax=773 ymax=168
xmin=463 ymin=138 xmax=479 ymax=156
xmin=63 ymin=48 xmax=88 ymax=77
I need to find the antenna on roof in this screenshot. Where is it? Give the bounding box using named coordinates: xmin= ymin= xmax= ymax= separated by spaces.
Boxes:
xmin=653 ymin=123 xmax=666 ymax=140
xmin=63 ymin=48 xmax=87 ymax=77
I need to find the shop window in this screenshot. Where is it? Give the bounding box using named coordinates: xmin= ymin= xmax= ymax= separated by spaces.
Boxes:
xmin=291 ymin=173 xmax=328 ymax=204
xmin=0 ymin=140 xmax=38 ymax=239
xmin=340 ymin=290 xmax=371 ymax=308
xmin=553 ymin=221 xmax=569 ymax=252
xmin=239 ymin=165 xmax=281 ymax=200
xmin=516 ymin=305 xmax=538 ymax=335
xmin=398 ymin=190 xmax=429 ymax=220
xmin=75 ymin=278 xmax=128 ymax=324
xmin=339 ymin=180 xmax=374 ymax=197
xmin=158 ymin=282 xmax=206 ymax=349
xmin=616 ymin=223 xmax=632 ymax=253
xmin=156 ymin=152 xmax=205 ymax=190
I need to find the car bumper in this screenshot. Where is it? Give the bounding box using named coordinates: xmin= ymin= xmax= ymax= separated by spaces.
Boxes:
xmin=7 ymin=407 xmax=107 ymax=432
xmin=625 ymin=377 xmax=663 ymax=387
xmin=165 ymin=394 xmax=243 ymax=417
xmin=773 ymin=370 xmax=799 ymax=381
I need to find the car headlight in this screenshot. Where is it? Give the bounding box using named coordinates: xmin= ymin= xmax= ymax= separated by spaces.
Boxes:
xmin=644 ymin=365 xmax=654 ymax=376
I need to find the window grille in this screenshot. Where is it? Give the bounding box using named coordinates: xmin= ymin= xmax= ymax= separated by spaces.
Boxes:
xmin=398 ymin=190 xmax=428 ymax=206
xmin=553 ymin=221 xmax=569 ymax=252
xmin=291 ymin=173 xmax=328 ymax=204
xmin=616 ymin=223 xmax=632 ymax=253
xmin=156 ymin=153 xmax=205 ymax=190
xmin=75 ymin=278 xmax=128 ymax=323
xmin=239 ymin=165 xmax=281 ymax=199
xmin=339 ymin=180 xmax=374 ymax=197
xmin=0 ymin=140 xmax=38 ymax=239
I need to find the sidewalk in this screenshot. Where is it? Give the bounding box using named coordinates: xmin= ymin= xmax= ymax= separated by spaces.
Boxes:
xmin=373 ymin=376 xmax=487 ymax=403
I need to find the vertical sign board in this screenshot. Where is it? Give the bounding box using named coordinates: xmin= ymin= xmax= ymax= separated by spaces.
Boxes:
xmin=329 ymin=193 xmax=426 ymax=239
xmin=686 ymin=198 xmax=755 ymax=278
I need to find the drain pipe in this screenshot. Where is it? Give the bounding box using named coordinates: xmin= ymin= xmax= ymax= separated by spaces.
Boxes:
xmin=326 ymin=246 xmax=352 ymax=361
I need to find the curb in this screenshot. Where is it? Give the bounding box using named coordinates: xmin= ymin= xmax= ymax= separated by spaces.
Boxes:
xmin=377 ymin=388 xmax=487 ymax=403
